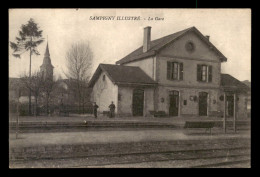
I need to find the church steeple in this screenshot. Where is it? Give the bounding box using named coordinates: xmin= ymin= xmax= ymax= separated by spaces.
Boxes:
xmin=40 ymin=39 xmax=54 ymax=81
xmin=44 ymin=41 xmax=50 ymax=57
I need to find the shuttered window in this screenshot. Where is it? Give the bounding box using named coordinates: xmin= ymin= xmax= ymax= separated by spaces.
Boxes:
xmin=173 ymin=63 xmax=178 ymax=80
xmin=197 ymin=64 xmax=213 ymax=82
xmin=202 ymin=65 xmax=207 ymax=81
xmin=167 ymin=61 xmax=183 ymax=81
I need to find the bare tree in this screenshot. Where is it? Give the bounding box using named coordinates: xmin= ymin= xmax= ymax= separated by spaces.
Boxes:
xmin=20 ymin=71 xmax=44 ymax=116
xmin=42 ymin=77 xmax=57 ymax=115
xmin=65 ymin=41 xmax=93 ymax=113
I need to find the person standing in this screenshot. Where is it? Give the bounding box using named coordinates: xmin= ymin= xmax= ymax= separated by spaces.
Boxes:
xmin=93 ymin=102 xmax=99 ymax=118
xmin=109 ymin=101 xmax=116 ymax=118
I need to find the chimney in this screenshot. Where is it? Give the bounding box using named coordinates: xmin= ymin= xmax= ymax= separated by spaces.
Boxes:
xmin=205 ymin=35 xmax=210 ymax=41
xmin=143 ymin=26 xmax=151 ymax=53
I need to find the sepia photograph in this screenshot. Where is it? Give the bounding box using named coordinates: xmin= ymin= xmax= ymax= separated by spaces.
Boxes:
xmin=9 ymin=8 xmax=251 ymax=168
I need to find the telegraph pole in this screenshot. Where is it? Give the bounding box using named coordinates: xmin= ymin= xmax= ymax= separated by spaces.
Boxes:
xmin=16 ymin=84 xmax=20 ymax=139
xmin=223 ymin=92 xmax=226 ymax=133
xmin=233 ymin=93 xmax=236 ymax=132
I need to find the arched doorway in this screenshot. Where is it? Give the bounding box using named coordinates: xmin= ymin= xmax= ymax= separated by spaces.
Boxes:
xmin=132 ymin=88 xmax=144 ymax=116
xmin=199 ymin=92 xmax=208 ymax=116
xmin=169 ymin=90 xmax=179 ymax=116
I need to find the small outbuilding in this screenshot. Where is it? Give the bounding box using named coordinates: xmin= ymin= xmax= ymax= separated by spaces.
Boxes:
xmin=88 ymin=64 xmax=157 ymax=116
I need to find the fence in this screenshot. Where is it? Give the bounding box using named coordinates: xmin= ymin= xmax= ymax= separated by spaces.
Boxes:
xmin=9 ymin=101 xmax=94 ymax=116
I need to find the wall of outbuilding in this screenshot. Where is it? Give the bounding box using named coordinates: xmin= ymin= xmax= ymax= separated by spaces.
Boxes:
xmin=117 ymin=86 xmax=155 ymax=117
xmin=92 ymin=71 xmax=118 ymax=114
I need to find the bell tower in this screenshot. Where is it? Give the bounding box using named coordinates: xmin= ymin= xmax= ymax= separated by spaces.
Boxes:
xmin=40 ymin=40 xmax=54 ymax=81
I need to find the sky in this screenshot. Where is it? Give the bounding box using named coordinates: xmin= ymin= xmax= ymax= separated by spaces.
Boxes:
xmin=9 ymin=9 xmax=251 ymax=81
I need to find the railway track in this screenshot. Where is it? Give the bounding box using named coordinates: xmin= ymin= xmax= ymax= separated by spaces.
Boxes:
xmin=189 ymin=159 xmax=250 ymax=168
xmin=10 ymin=145 xmax=250 ymax=168
xmin=9 ymin=123 xmax=250 ymax=133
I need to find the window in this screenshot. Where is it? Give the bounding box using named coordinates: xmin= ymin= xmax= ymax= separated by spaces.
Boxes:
xmin=202 ymin=65 xmax=207 ymax=81
xmin=103 ymin=75 xmax=106 ymax=81
xmin=197 ymin=64 xmax=212 ymax=82
xmin=185 ymin=41 xmax=195 ymax=52
xmin=167 ymin=62 xmax=183 ymax=80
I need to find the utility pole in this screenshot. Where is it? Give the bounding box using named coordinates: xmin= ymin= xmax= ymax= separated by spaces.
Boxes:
xmin=233 ymin=93 xmax=237 ymax=132
xmin=16 ymin=84 xmax=20 ymax=139
xmin=29 ymin=44 xmax=32 ymax=116
xmin=223 ymin=92 xmax=226 ymax=133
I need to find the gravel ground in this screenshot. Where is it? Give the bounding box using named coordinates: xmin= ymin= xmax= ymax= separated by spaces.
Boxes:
xmin=9 ymin=114 xmax=250 ymax=124
xmin=10 ymin=155 xmax=250 ymax=168
xmin=9 ymin=129 xmax=250 ymax=148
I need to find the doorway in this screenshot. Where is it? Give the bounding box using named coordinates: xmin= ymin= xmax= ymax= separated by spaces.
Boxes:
xmin=132 ymin=89 xmax=144 ymax=116
xmin=226 ymin=95 xmax=234 ymax=117
xmin=199 ymin=92 xmax=208 ymax=116
xmin=169 ymin=90 xmax=179 ymax=116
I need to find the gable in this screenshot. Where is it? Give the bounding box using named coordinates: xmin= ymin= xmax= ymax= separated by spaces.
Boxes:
xmin=93 ymin=70 xmax=115 ymax=91
xmin=88 ymin=64 xmax=157 ymax=87
xmin=158 ymin=31 xmax=222 ymax=62
xmin=116 ymin=27 xmax=227 ymax=65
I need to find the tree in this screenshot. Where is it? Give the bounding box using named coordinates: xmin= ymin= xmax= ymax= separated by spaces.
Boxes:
xmin=42 ymin=77 xmax=57 ymax=115
xmin=10 ymin=18 xmax=44 ymax=116
xmin=20 ymin=71 xmax=44 ymax=116
xmin=65 ymin=41 xmax=93 ymax=113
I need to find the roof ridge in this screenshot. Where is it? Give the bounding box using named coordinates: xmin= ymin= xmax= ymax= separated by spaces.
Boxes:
xmin=116 ymin=26 xmax=196 ymax=64
xmin=149 ymin=26 xmax=194 ymax=45
xmin=89 ymin=64 xmax=157 ymax=87
xmin=100 ymin=63 xmax=140 ymax=68
xmin=132 ymin=26 xmax=195 ymax=51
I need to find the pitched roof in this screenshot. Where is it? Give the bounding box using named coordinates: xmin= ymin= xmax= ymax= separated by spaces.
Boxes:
xmin=88 ymin=64 xmax=157 ymax=87
xmin=116 ymin=26 xmax=227 ymax=65
xmin=221 ymin=74 xmax=250 ymax=93
xmin=242 ymin=80 xmax=251 ymax=88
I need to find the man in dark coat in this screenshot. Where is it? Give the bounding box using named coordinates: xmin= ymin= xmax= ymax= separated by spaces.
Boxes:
xmin=109 ymin=101 xmax=116 ymax=118
xmin=93 ymin=102 xmax=99 ymax=118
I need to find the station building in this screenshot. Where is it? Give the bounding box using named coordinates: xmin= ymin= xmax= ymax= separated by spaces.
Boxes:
xmin=88 ymin=26 xmax=249 ymax=118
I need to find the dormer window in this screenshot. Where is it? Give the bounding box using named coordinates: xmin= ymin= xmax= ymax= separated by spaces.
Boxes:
xmin=167 ymin=62 xmax=183 ymax=81
xmin=103 ymin=75 xmax=106 ymax=81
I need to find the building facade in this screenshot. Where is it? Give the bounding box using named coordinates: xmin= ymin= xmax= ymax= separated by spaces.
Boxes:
xmin=89 ymin=26 xmax=249 ymax=118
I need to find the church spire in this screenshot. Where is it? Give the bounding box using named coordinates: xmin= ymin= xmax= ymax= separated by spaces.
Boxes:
xmin=44 ymin=36 xmax=50 ymax=57
xmin=40 ymin=38 xmax=54 ymax=81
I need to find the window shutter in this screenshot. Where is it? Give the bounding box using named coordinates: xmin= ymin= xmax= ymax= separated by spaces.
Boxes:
xmin=208 ymin=65 xmax=212 ymax=82
xmin=167 ymin=61 xmax=171 ymax=79
xmin=179 ymin=63 xmax=183 ymax=80
xmin=172 ymin=62 xmax=175 ymax=80
xmin=197 ymin=64 xmax=202 ymax=81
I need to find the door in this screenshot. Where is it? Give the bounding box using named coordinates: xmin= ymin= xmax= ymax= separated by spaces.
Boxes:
xmin=227 ymin=95 xmax=234 ymax=117
xmin=132 ymin=89 xmax=144 ymax=116
xmin=169 ymin=91 xmax=179 ymax=116
xmin=199 ymin=92 xmax=208 ymax=116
